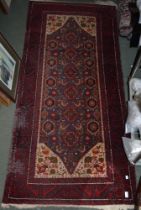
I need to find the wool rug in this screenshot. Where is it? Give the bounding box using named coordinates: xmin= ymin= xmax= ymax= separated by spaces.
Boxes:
xmin=2 ymin=1 xmax=136 ymax=209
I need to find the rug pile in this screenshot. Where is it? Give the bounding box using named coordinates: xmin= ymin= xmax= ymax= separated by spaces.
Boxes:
xmin=2 ymin=1 xmax=136 ymax=209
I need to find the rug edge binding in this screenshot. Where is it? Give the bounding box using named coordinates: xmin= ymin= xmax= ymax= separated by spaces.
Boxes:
xmin=1 ymin=203 xmax=136 ymax=209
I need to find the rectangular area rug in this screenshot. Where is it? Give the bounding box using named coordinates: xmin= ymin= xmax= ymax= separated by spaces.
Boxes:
xmin=2 ymin=1 xmax=136 ymax=209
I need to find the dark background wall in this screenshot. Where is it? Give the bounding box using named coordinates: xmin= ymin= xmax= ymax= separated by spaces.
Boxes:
xmin=0 ymin=0 xmax=29 ymax=204
xmin=0 ymin=0 xmax=29 ymax=57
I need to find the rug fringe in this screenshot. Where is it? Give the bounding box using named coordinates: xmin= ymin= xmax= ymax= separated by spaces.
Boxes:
xmin=1 ymin=204 xmax=135 ymax=210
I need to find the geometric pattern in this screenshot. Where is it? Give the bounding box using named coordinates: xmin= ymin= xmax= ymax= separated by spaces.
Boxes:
xmin=2 ymin=3 xmax=136 ymax=208
xmin=35 ymin=143 xmax=106 ymax=178
xmin=36 ymin=15 xmax=106 ymax=176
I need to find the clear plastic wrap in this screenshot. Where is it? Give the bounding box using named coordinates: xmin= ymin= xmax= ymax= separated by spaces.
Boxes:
xmin=122 ymin=137 xmax=141 ymax=165
xmin=122 ymin=78 xmax=141 ymax=165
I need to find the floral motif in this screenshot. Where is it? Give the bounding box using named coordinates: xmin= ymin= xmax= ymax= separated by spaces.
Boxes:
xmin=35 ymin=143 xmax=106 ymax=178
xmin=46 ymin=15 xmax=96 ymax=36
xmin=37 ymin=15 xmax=105 ymax=175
